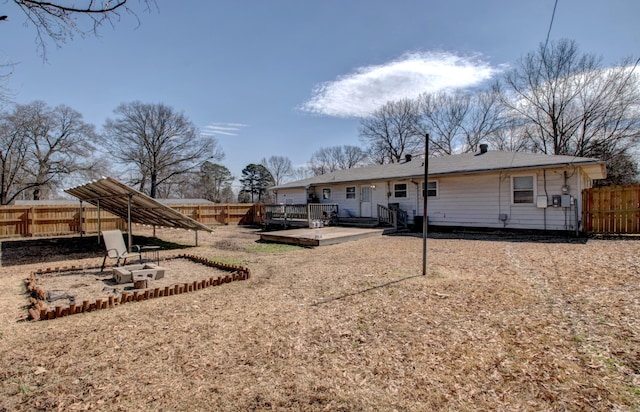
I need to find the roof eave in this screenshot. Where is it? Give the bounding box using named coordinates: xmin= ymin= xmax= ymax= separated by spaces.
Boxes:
xmin=271 ymin=159 xmax=607 ymax=188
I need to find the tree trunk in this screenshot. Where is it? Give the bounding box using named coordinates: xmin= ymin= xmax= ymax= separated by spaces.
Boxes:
xmin=150 ymin=173 xmax=157 ymax=198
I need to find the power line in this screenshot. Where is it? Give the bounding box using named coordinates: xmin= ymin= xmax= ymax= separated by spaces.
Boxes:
xmin=542 ymin=0 xmax=559 ymax=57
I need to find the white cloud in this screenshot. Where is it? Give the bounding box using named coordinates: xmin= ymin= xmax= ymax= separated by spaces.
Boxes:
xmin=201 ymin=122 xmax=249 ymax=137
xmin=300 ymin=51 xmax=500 ymax=118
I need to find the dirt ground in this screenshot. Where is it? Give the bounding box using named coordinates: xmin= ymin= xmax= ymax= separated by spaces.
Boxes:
xmin=0 ymin=225 xmax=639 ymax=411
xmin=33 ymin=258 xmax=238 ymax=307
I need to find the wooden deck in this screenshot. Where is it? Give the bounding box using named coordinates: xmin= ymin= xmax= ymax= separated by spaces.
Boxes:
xmin=259 ymin=226 xmax=389 ymax=246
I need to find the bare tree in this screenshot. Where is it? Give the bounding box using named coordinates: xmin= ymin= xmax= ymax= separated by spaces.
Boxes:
xmin=102 ymin=101 xmax=224 ymax=198
xmin=153 ymin=163 xmax=233 ymax=201
xmin=484 ymin=111 xmax=531 ymax=153
xmin=198 ymin=162 xmax=234 ymax=202
xmin=501 ymin=39 xmax=640 ymax=158
xmin=462 ymin=87 xmax=508 ymax=152
xmin=309 ymin=145 xmax=368 ymax=175
xmin=413 ymin=88 xmax=507 ymax=155
xmin=416 ymin=90 xmax=470 ymax=155
xmin=359 ymin=98 xmax=422 ymax=164
xmin=342 ymin=145 xmax=369 ymax=168
xmin=0 ymin=101 xmax=97 ymax=203
xmin=0 ymin=110 xmax=30 ymax=204
xmin=591 ymin=146 xmax=638 ymax=186
xmin=7 ymin=0 xmax=156 ymax=57
xmin=309 ymin=147 xmax=340 ymax=175
xmin=0 ymin=62 xmax=14 ymax=105
xmin=289 ymin=166 xmax=314 ymax=181
xmin=261 ymin=155 xmax=292 ymax=185
xmin=28 ymin=102 xmax=97 ymax=199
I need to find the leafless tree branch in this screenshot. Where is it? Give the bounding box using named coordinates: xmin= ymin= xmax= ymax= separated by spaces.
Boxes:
xmin=9 ymin=0 xmax=156 ymax=58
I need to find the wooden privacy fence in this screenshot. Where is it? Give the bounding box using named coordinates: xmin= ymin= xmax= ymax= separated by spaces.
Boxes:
xmin=0 ymin=203 xmax=262 ymax=238
xmin=582 ymin=184 xmax=640 ymax=234
xmin=171 ymin=203 xmax=262 ymax=226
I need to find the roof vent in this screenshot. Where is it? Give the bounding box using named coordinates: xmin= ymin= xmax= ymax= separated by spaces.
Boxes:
xmin=405 ymin=154 xmax=412 ymax=162
xmin=479 ymin=144 xmax=488 ymax=154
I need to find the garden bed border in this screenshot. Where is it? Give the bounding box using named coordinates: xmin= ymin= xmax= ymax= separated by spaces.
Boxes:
xmin=24 ymin=254 xmax=251 ymax=321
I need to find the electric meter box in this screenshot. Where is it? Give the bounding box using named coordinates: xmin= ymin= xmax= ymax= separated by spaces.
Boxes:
xmin=561 ymin=195 xmax=572 ymax=207
xmin=536 ymin=196 xmax=548 ymax=208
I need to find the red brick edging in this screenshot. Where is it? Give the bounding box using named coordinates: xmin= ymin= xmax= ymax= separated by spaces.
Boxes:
xmin=25 ymin=254 xmax=251 ymax=321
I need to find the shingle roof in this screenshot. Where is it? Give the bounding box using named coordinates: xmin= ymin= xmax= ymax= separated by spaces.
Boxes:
xmin=271 ymin=151 xmax=606 ymax=190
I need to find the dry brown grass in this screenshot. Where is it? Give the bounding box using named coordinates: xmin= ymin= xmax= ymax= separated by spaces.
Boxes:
xmin=1 ymin=225 xmax=639 ymax=411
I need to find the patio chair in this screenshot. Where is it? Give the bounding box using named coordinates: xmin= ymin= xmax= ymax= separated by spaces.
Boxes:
xmin=100 ymin=229 xmax=141 ymax=272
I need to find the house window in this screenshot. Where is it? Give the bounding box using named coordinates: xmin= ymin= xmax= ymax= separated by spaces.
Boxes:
xmin=394 ymin=183 xmax=407 ymax=198
xmin=512 ymin=175 xmax=535 ymax=204
xmin=346 ymin=186 xmax=356 ymax=199
xmin=322 ymin=188 xmax=332 ymax=200
xmin=422 ymin=181 xmax=438 ymax=197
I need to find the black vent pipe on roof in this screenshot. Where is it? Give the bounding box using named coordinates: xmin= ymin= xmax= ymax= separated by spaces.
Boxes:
xmin=479 ymin=144 xmax=488 ymax=154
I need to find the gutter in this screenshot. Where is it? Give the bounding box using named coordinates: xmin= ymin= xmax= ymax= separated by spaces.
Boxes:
xmin=270 ymin=159 xmax=606 ymax=190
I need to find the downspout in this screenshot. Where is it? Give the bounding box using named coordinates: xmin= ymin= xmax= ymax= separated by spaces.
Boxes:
xmin=386 ymin=181 xmax=391 ymax=205
xmin=564 ymin=171 xmax=569 ymax=231
xmin=574 ymin=197 xmax=579 ymax=237
xmin=410 ymin=179 xmax=419 ymax=222
xmin=575 ymin=167 xmax=583 ymax=234
xmin=543 ymin=170 xmax=548 ymax=231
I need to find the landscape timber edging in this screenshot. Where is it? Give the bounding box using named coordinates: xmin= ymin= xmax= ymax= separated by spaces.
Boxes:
xmin=24 ymin=254 xmax=251 ymax=321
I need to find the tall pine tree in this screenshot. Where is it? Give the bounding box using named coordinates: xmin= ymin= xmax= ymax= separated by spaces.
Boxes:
xmin=239 ymin=164 xmax=274 ymax=202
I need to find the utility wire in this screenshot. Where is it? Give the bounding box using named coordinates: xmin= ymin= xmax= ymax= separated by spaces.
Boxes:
xmin=542 ymin=0 xmax=559 ymax=57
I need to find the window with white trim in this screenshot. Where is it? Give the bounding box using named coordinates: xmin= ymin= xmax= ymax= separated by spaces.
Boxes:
xmin=394 ymin=183 xmax=407 ymax=198
xmin=512 ymin=175 xmax=535 ymax=204
xmin=322 ymin=188 xmax=332 ymax=200
xmin=346 ymin=186 xmax=356 ymax=199
xmin=422 ymin=181 xmax=438 ymax=197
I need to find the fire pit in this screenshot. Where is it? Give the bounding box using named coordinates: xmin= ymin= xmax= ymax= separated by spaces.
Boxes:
xmin=112 ymin=263 xmax=166 ymax=286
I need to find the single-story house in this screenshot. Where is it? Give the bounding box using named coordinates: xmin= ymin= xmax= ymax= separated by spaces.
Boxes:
xmin=268 ymin=145 xmax=606 ymax=232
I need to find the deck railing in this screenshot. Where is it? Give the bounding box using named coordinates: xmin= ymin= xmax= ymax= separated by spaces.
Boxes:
xmin=264 ymin=203 xmax=339 ymax=227
xmin=308 ymin=203 xmax=339 ymax=222
xmin=377 ymin=204 xmax=408 ymax=230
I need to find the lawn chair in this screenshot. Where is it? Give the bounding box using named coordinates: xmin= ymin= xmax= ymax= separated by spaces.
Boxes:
xmin=100 ymin=229 xmax=141 ymax=272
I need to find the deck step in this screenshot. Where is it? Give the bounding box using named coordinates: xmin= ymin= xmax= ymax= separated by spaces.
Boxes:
xmin=336 ymin=218 xmax=384 ymax=229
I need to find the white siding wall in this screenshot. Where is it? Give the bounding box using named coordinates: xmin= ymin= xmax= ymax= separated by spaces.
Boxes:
xmin=274 ymin=166 xmax=589 ymax=231
xmin=317 ymin=184 xmax=352 ymax=207
xmin=316 ymin=182 xmax=386 ymax=218
xmin=421 ymin=167 xmax=583 ymax=231
xmin=388 ymin=179 xmax=422 ymax=219
xmin=273 ymin=188 xmax=307 ymax=204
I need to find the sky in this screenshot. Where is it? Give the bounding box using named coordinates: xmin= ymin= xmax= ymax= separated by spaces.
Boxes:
xmin=1 ymin=0 xmax=639 ymax=193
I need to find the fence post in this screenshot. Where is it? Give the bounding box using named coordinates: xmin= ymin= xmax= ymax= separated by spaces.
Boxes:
xmin=29 ymin=206 xmax=34 ymax=237
xmin=78 ymin=201 xmax=84 ymax=237
xmin=23 ymin=207 xmax=29 ymax=237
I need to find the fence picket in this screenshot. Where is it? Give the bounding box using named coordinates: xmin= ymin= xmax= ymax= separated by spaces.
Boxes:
xmin=0 ymin=203 xmax=261 ymax=238
xmin=583 ymin=184 xmax=640 ymax=234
